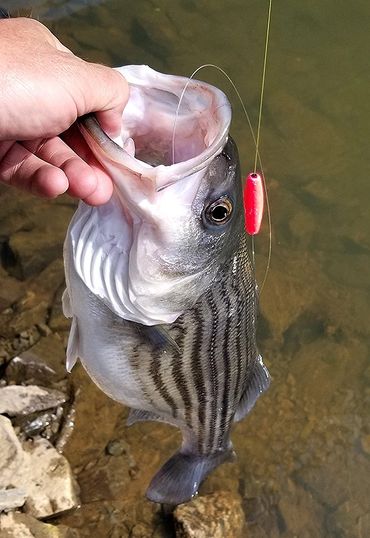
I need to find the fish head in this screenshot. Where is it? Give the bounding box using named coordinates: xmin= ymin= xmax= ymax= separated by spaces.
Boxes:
xmin=72 ymin=66 xmax=244 ymax=325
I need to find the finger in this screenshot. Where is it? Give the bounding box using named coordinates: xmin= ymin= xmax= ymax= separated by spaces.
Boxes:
xmin=80 ymin=64 xmax=129 ymax=138
xmin=23 ymin=136 xmax=99 ymax=200
xmin=0 ymin=141 xmax=69 ymax=197
xmin=62 ymin=126 xmax=114 ymax=205
xmin=82 ymin=167 xmax=113 ymax=205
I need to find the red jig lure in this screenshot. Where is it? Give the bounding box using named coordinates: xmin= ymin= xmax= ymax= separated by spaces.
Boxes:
xmin=243 ymin=172 xmax=264 ymax=235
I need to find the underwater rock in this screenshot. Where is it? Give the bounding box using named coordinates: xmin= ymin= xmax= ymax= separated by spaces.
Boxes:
xmin=0 ymin=416 xmax=79 ymax=518
xmin=174 ymin=491 xmax=245 ymax=538
xmin=49 ymin=284 xmax=72 ymax=333
xmin=0 ymin=267 xmax=25 ymax=313
xmin=5 ymin=334 xmax=67 ymax=386
xmin=327 ymin=499 xmax=370 ymax=537
xmin=276 ymin=478 xmax=324 ymax=537
xmin=360 ymin=434 xmax=370 ymax=455
xmin=62 ymin=365 xmax=122 ymax=469
xmin=106 ymin=438 xmax=127 ymax=457
xmin=4 ymin=230 xmax=62 ymax=280
xmin=0 ymin=511 xmax=79 ymax=537
xmin=0 ymin=385 xmax=67 ymax=416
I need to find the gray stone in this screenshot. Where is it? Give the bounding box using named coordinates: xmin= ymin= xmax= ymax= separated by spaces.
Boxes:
xmin=0 ymin=416 xmax=79 ymax=518
xmin=0 ymin=385 xmax=67 ymax=416
xmin=0 ymin=488 xmax=26 ymax=512
xmin=174 ymin=491 xmax=245 ymax=538
xmin=17 ymin=407 xmax=64 ymax=440
xmin=106 ymin=439 xmax=126 ymax=457
xmin=0 ymin=511 xmax=79 ymax=537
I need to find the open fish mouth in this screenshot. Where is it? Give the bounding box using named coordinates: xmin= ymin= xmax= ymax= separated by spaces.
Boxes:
xmin=79 ymin=65 xmax=232 ymax=191
xmin=67 ymin=65 xmax=239 ymax=326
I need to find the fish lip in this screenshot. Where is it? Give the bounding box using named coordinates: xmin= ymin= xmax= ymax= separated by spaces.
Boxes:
xmin=78 ymin=65 xmax=232 ymax=190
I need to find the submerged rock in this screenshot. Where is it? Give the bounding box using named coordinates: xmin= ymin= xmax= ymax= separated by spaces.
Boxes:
xmin=0 ymin=416 xmax=79 ymax=518
xmin=0 ymin=385 xmax=67 ymax=416
xmin=5 ymin=334 xmax=67 ymax=386
xmin=0 ymin=511 xmax=79 ymax=537
xmin=174 ymin=491 xmax=245 ymax=538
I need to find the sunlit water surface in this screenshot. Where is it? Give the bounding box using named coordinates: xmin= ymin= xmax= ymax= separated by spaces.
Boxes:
xmin=2 ymin=0 xmax=370 ymax=536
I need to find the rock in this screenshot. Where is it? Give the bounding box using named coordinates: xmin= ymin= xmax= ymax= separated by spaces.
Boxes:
xmin=0 ymin=488 xmax=27 ymax=512
xmin=106 ymin=439 xmax=127 ymax=457
xmin=0 ymin=267 xmax=25 ymax=312
xmin=62 ymin=365 xmax=122 ymax=469
xmin=276 ymin=479 xmax=324 ymax=537
xmin=174 ymin=491 xmax=245 ymax=538
xmin=16 ymin=407 xmax=64 ymax=440
xmin=0 ymin=416 xmax=79 ymax=518
xmin=49 ymin=285 xmax=72 ymax=333
xmin=0 ymin=260 xmax=66 ymax=340
xmin=0 ymin=511 xmax=79 ymax=537
xmin=5 ymin=334 xmax=67 ymax=386
xmin=327 ymin=499 xmax=370 ymax=537
xmin=2 ymin=201 xmax=73 ymax=281
xmin=360 ymin=434 xmax=370 ymax=455
xmin=0 ymin=385 xmax=67 ymax=416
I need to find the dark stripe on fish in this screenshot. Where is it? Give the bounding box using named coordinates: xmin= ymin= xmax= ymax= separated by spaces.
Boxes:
xmin=171 ymin=325 xmax=193 ymax=427
xmin=218 ymin=281 xmax=233 ymax=449
xmin=190 ymin=308 xmax=207 ymax=453
xmin=205 ymin=289 xmax=221 ymax=453
xmin=149 ymin=349 xmax=179 ymax=419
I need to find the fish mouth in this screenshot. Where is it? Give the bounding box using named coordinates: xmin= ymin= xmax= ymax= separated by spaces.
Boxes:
xmin=78 ymin=65 xmax=232 ymax=190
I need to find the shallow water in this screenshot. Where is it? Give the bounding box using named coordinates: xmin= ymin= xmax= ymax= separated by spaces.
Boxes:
xmin=1 ymin=0 xmax=370 ymax=536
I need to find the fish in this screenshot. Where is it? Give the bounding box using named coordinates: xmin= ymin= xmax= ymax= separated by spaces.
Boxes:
xmin=63 ymin=65 xmax=270 ymax=505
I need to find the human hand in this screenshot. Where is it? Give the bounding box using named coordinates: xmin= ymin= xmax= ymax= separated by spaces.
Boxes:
xmin=0 ymin=17 xmax=129 ymax=204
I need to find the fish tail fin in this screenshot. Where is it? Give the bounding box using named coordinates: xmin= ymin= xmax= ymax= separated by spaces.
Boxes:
xmin=146 ymin=446 xmax=234 ymax=505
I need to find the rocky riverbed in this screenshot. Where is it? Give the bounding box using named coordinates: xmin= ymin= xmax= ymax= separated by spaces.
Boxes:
xmin=1 ymin=183 xmax=369 ymax=538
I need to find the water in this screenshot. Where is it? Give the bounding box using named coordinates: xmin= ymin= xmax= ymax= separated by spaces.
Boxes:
xmin=1 ymin=0 xmax=369 ymax=536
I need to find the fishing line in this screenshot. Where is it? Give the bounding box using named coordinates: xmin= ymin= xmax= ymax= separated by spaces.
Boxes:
xmin=172 ymin=0 xmax=273 ymax=291
xmin=252 ymin=0 xmax=273 ymax=291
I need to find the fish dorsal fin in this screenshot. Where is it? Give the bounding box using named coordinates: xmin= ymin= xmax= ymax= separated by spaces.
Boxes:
xmin=234 ymin=355 xmax=270 ymax=422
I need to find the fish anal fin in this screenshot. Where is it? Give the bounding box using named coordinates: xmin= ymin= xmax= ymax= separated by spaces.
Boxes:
xmin=234 ymin=355 xmax=270 ymax=422
xmin=127 ymin=408 xmax=165 ymax=426
xmin=66 ymin=317 xmax=79 ymax=372
xmin=146 ymin=446 xmax=234 ymax=505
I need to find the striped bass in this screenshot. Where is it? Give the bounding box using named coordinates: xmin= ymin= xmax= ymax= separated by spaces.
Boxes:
xmin=63 ymin=65 xmax=270 ymax=505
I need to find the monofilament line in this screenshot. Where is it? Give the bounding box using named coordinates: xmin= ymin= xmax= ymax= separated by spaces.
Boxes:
xmin=253 ymin=0 xmax=272 ymax=175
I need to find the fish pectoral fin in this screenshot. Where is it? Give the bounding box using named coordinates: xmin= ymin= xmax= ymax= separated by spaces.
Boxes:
xmin=136 ymin=325 xmax=181 ymax=356
xmin=146 ymin=446 xmax=234 ymax=505
xmin=127 ymin=408 xmax=165 ymax=426
xmin=66 ymin=317 xmax=79 ymax=372
xmin=234 ymin=354 xmax=270 ymax=422
xmin=62 ymin=288 xmax=72 ymax=318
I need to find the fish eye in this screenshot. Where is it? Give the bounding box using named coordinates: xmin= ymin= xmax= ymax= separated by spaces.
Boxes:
xmin=205 ymin=196 xmax=233 ymax=225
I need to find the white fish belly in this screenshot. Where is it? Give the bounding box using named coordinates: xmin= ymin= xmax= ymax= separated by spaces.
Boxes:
xmin=65 ymin=254 xmax=147 ymax=409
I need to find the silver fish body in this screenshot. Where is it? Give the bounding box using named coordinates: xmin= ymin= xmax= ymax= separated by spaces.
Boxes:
xmin=63 ymin=66 xmax=270 ymax=504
